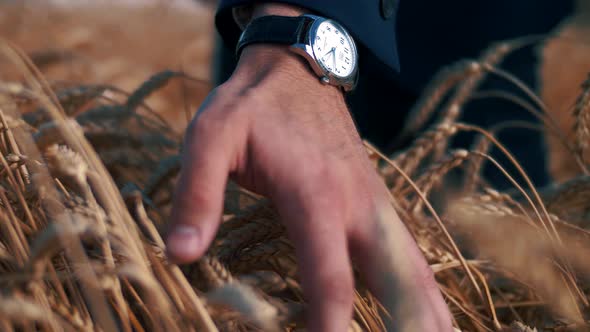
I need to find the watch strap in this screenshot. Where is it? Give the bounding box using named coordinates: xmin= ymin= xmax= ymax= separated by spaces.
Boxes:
xmin=236 ymin=15 xmax=314 ymax=57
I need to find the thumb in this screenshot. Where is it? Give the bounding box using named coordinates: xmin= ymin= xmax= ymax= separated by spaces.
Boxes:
xmin=166 ymin=113 xmax=237 ymax=264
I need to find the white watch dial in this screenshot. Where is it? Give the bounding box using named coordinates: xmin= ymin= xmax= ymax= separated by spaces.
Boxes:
xmin=311 ymin=20 xmax=357 ymax=78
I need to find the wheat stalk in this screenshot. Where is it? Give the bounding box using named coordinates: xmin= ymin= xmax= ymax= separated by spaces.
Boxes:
xmin=2 ymin=15 xmax=590 ymax=330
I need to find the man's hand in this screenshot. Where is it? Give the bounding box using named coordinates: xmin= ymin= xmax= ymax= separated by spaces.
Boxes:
xmin=166 ymin=11 xmax=453 ymax=331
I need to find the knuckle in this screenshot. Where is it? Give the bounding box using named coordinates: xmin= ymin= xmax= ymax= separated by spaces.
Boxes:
xmin=311 ymin=162 xmax=332 ymax=184
xmin=310 ymin=161 xmax=341 ymax=189
xmin=187 ymin=108 xmax=242 ymax=142
xmin=186 ymin=113 xmax=215 ymax=140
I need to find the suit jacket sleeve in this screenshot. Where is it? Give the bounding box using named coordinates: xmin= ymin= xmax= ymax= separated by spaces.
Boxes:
xmin=216 ymin=0 xmax=400 ymax=71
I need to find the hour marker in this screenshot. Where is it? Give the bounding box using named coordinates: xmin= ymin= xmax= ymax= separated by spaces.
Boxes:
xmin=344 ymin=48 xmax=350 ymax=53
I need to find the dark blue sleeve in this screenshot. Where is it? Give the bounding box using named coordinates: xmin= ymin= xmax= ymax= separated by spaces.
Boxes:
xmin=216 ymin=0 xmax=400 ymax=71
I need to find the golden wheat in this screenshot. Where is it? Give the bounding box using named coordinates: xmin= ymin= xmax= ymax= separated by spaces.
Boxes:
xmin=0 ymin=4 xmax=590 ymax=331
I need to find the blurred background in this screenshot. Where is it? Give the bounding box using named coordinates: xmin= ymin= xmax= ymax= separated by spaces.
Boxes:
xmin=0 ymin=0 xmax=217 ymax=133
xmin=2 ymin=0 xmax=590 ymax=181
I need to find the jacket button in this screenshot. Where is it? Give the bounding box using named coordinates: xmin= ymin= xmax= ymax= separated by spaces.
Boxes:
xmin=381 ymin=0 xmax=397 ymax=19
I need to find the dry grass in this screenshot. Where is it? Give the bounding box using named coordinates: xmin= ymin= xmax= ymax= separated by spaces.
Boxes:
xmin=1 ymin=2 xmax=590 ymax=332
xmin=541 ymin=0 xmax=590 ymax=181
xmin=0 ymin=1 xmax=214 ymax=133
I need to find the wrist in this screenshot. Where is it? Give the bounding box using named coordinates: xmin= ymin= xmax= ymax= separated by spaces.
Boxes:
xmin=232 ymin=4 xmax=318 ymax=90
xmin=235 ymin=12 xmax=359 ymax=93
xmin=234 ymin=44 xmax=321 ymax=83
xmin=232 ymin=44 xmax=345 ymax=102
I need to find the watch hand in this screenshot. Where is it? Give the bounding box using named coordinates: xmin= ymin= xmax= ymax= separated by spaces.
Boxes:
xmin=322 ymin=49 xmax=333 ymax=60
xmin=323 ymin=47 xmax=335 ymax=56
xmin=322 ymin=47 xmax=337 ymax=68
xmin=331 ymin=48 xmax=336 ymax=69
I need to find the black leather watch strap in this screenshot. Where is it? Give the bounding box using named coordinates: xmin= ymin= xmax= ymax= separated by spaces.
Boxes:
xmin=236 ymin=15 xmax=314 ymax=57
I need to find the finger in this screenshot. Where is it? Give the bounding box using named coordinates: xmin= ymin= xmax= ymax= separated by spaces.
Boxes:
xmin=274 ymin=186 xmax=355 ymax=332
xmin=166 ymin=114 xmax=237 ymax=264
xmin=350 ymin=201 xmax=453 ymax=332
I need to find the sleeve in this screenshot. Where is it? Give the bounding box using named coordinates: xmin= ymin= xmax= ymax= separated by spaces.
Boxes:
xmin=215 ymin=0 xmax=400 ymax=71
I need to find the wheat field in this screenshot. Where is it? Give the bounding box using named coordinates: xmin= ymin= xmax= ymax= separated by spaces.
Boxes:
xmin=1 ymin=2 xmax=590 ymax=332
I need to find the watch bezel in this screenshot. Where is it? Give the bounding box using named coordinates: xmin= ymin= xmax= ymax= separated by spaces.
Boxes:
xmin=290 ymin=14 xmax=359 ymax=91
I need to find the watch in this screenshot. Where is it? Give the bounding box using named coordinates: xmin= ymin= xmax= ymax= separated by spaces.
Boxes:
xmin=237 ymin=14 xmax=359 ymax=92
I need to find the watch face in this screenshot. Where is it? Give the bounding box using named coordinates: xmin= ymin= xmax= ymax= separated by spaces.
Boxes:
xmin=311 ymin=20 xmax=357 ymax=78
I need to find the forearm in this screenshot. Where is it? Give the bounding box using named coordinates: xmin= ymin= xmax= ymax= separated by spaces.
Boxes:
xmin=252 ymin=3 xmax=307 ymax=18
xmin=230 ymin=2 xmax=307 ymax=31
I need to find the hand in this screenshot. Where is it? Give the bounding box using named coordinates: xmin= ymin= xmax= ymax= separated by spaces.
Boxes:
xmin=166 ymin=10 xmax=453 ymax=332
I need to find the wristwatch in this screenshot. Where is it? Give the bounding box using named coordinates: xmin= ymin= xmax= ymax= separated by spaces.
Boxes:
xmin=237 ymin=14 xmax=359 ymax=92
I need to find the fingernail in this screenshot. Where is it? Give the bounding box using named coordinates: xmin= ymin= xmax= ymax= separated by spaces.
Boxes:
xmin=167 ymin=225 xmax=200 ymax=257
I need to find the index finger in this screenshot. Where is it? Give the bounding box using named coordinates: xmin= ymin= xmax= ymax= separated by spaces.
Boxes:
xmin=167 ymin=112 xmax=237 ymax=264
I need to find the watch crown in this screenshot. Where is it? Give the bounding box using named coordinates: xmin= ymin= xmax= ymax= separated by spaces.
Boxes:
xmin=320 ymin=76 xmax=330 ymax=84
